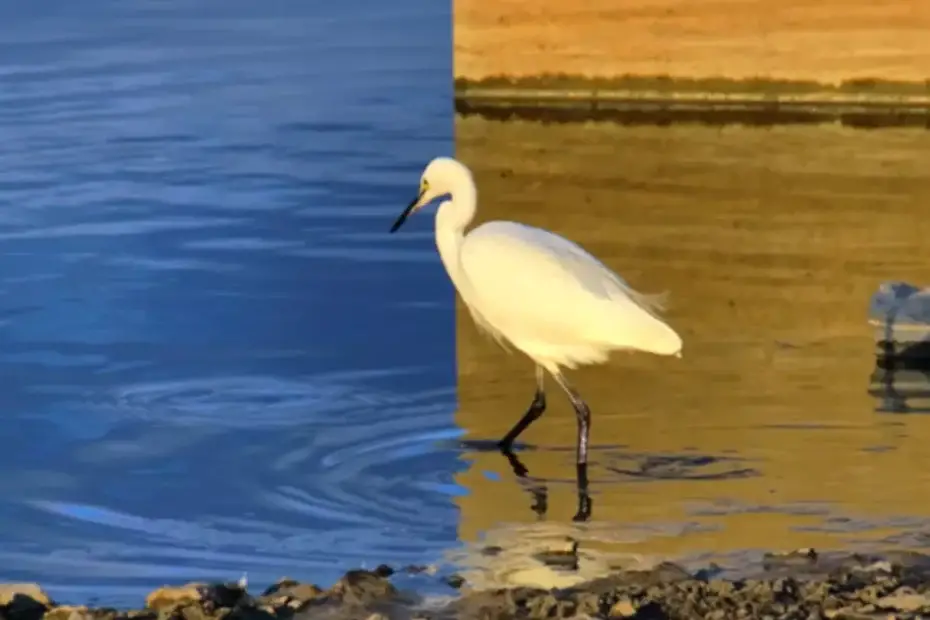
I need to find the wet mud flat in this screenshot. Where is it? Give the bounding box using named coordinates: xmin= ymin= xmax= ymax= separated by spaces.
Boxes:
xmin=10 ymin=550 xmax=930 ymax=620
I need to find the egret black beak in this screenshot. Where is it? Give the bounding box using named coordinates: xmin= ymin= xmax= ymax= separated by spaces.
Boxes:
xmin=389 ymin=190 xmax=424 ymax=233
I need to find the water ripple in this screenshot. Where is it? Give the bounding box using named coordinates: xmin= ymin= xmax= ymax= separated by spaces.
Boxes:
xmin=0 ymin=0 xmax=454 ymax=606
xmin=0 ymin=217 xmax=245 ymax=240
xmin=5 ymin=373 xmax=461 ymax=600
xmin=101 ymin=375 xmax=390 ymax=429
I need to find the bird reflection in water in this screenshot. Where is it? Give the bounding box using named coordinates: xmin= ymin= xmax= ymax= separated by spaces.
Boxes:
xmin=460 ymin=439 xmax=589 ymax=521
xmin=500 ymin=446 xmax=550 ymax=519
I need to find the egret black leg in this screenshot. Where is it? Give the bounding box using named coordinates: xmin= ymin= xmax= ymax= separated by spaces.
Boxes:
xmin=498 ymin=365 xmax=546 ymax=452
xmin=552 ymin=372 xmax=593 ymax=522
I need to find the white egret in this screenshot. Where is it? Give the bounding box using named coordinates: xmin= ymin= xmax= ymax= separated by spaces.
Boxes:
xmin=390 ymin=157 xmax=682 ymax=521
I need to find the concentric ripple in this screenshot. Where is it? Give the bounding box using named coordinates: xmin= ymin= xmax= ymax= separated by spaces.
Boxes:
xmin=95 ymin=369 xmax=432 ymax=429
xmin=5 ymin=371 xmax=463 ymax=606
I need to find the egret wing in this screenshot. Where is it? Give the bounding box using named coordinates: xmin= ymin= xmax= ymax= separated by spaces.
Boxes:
xmin=464 ymin=221 xmax=665 ymax=305
xmin=460 ymin=221 xmax=669 ymax=348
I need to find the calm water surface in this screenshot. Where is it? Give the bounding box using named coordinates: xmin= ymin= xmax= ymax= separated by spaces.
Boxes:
xmin=452 ymin=118 xmax=930 ymax=588
xmin=5 ymin=3 xmax=930 ymax=602
xmin=0 ymin=1 xmax=459 ymax=605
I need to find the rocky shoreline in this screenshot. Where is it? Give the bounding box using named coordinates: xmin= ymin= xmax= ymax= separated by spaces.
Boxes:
xmin=8 ymin=549 xmax=930 ymax=619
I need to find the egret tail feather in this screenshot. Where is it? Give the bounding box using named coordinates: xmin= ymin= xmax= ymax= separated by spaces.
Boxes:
xmin=631 ymin=290 xmax=670 ymax=314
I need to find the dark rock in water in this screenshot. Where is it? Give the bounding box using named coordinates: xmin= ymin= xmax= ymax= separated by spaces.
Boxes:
xmin=199 ymin=583 xmax=251 ymax=612
xmin=329 ymin=569 xmax=398 ymax=606
xmin=374 ymin=565 xmax=395 ymax=579
xmin=261 ymin=579 xmax=324 ymax=601
xmin=0 ymin=584 xmax=51 ymax=607
xmin=261 ymin=580 xmax=301 ymax=597
xmin=532 ymin=538 xmax=579 ymax=571
xmin=257 ymin=579 xmax=325 ymax=613
xmin=480 ymin=545 xmax=503 ymax=557
xmin=0 ymin=584 xmax=52 ymax=620
xmin=443 ymin=574 xmax=466 ymax=590
xmin=691 ymin=563 xmax=725 ymax=582
xmin=762 ymin=547 xmax=818 ymax=571
xmin=401 ymin=565 xmax=439 ymax=577
xmin=144 ymin=582 xmax=249 ymax=614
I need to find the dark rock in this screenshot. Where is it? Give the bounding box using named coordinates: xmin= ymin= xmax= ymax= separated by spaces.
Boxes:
xmin=329 ymin=570 xmax=398 ymax=606
xmin=443 ymin=574 xmax=465 ymax=590
xmin=692 ymin=563 xmax=725 ymax=582
xmin=762 ymin=547 xmax=819 ymax=571
xmin=224 ymin=608 xmax=277 ymax=620
xmin=0 ymin=586 xmax=51 ymax=620
xmin=0 ymin=585 xmax=51 ymax=608
xmin=198 ymin=583 xmax=250 ymax=613
xmin=144 ymin=582 xmax=248 ymax=616
xmin=261 ymin=580 xmax=301 ymax=597
xmin=374 ymin=565 xmax=395 ymax=579
xmin=259 ymin=580 xmax=324 ymax=604
xmin=532 ymin=538 xmax=579 ymax=571
xmin=629 ymin=600 xmax=668 ymax=619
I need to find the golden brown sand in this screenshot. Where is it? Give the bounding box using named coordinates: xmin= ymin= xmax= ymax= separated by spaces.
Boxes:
xmin=454 ymin=0 xmax=930 ymax=83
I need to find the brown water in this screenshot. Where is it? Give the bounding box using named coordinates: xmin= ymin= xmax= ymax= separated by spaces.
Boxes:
xmin=449 ymin=117 xmax=930 ymax=585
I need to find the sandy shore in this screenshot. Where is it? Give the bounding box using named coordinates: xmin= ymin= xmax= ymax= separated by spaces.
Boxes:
xmin=454 ymin=0 xmax=930 ymax=83
xmin=8 ymin=549 xmax=930 ymax=619
xmin=454 ymin=0 xmax=930 ymax=119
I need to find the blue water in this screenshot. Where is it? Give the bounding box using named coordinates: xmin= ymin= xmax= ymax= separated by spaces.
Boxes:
xmin=0 ymin=0 xmax=459 ymax=606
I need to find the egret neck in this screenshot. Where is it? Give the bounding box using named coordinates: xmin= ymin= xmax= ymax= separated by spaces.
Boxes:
xmin=434 ymin=180 xmax=477 ymax=303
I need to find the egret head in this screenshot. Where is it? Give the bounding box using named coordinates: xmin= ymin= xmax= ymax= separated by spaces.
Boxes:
xmin=390 ymin=157 xmax=472 ymax=233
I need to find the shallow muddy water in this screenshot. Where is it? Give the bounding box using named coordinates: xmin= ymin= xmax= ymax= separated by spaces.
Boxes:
xmin=450 ymin=117 xmax=930 ymax=587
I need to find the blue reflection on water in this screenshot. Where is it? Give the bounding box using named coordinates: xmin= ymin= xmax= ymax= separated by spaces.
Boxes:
xmin=0 ymin=0 xmax=459 ymax=606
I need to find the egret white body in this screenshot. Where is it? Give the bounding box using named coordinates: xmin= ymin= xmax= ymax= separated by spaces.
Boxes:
xmin=456 ymin=221 xmax=682 ymax=370
xmin=390 ymin=156 xmax=683 ymax=521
